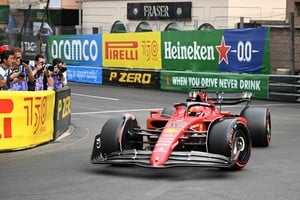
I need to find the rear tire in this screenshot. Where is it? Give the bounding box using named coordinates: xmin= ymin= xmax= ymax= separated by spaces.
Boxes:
xmin=208 ymin=119 xmax=251 ymax=170
xmin=241 ymin=107 xmax=271 ymax=147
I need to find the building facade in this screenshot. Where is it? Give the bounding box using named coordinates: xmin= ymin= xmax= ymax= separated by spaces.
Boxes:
xmin=6 ymin=0 xmax=79 ymax=34
xmin=286 ymin=0 xmax=300 ymax=25
xmin=81 ymin=0 xmax=286 ymax=34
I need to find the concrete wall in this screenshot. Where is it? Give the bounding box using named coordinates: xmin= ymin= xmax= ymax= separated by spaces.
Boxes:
xmin=286 ymin=0 xmax=300 ymax=26
xmin=270 ymin=27 xmax=300 ymax=74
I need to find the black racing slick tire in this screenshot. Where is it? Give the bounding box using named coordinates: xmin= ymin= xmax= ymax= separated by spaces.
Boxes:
xmin=91 ymin=114 xmax=143 ymax=162
xmin=208 ymin=119 xmax=251 ymax=170
xmin=241 ymin=107 xmax=271 ymax=147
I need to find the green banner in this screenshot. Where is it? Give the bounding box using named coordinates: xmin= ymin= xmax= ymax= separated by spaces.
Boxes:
xmin=161 ymin=70 xmax=269 ymax=99
xmin=162 ymin=30 xmax=223 ymax=72
xmin=161 ymin=28 xmax=270 ymax=74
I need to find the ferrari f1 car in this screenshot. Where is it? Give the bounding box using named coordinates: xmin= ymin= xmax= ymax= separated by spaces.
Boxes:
xmin=91 ymin=87 xmax=271 ymax=169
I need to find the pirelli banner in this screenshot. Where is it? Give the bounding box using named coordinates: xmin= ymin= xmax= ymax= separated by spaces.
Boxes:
xmin=162 ymin=28 xmax=270 ymax=74
xmin=161 ymin=70 xmax=269 ymax=99
xmin=0 ymin=91 xmax=55 ymax=151
xmin=102 ymin=68 xmax=160 ymax=89
xmin=103 ymin=32 xmax=161 ymax=69
xmin=54 ymin=87 xmax=71 ymax=139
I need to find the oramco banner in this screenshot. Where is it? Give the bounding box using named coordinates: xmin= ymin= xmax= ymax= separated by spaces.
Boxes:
xmin=161 ymin=28 xmax=270 ymax=74
xmin=48 ymin=34 xmax=102 ymax=66
xmin=161 ymin=70 xmax=269 ymax=99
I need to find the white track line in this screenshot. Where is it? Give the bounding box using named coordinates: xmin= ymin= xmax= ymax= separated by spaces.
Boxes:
xmin=71 ymin=92 xmax=119 ymax=101
xmin=72 ymin=108 xmax=158 ymax=116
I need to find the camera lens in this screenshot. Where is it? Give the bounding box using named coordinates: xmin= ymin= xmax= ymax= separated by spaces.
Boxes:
xmin=18 ymin=72 xmax=25 ymax=78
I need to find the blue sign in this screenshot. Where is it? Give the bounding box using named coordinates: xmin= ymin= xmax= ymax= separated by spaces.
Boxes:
xmin=219 ymin=28 xmax=269 ymax=73
xmin=48 ymin=34 xmax=102 ymax=67
xmin=66 ymin=65 xmax=102 ymax=84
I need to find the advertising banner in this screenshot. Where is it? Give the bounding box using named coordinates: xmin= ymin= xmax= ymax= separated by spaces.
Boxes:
xmin=66 ymin=65 xmax=102 ymax=84
xmin=0 ymin=91 xmax=55 ymax=151
xmin=21 ymin=35 xmax=48 ymax=60
xmin=161 ymin=28 xmax=270 ymax=74
xmin=102 ymin=68 xmax=160 ymax=89
xmin=160 ymin=70 xmax=269 ymax=99
xmin=48 ymin=34 xmax=102 ymax=66
xmin=54 ymin=87 xmax=71 ymax=139
xmin=103 ymin=32 xmax=161 ymax=69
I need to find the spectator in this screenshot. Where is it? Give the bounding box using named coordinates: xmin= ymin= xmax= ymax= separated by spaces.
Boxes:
xmin=0 ymin=50 xmax=14 ymax=90
xmin=50 ymin=58 xmax=67 ymax=89
xmin=0 ymin=45 xmax=9 ymax=56
xmin=32 ymin=54 xmax=54 ymax=91
xmin=9 ymin=47 xmax=35 ymax=91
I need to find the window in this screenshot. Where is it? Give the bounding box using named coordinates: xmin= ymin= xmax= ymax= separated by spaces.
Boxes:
xmin=198 ymin=23 xmax=215 ymax=30
xmin=296 ymin=3 xmax=300 ymax=16
xmin=164 ymin=22 xmax=180 ymax=31
xmin=135 ymin=22 xmax=152 ymax=32
xmin=110 ymin=21 xmax=127 ymax=33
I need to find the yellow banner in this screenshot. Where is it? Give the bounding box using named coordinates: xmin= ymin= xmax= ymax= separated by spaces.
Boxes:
xmin=103 ymin=32 xmax=161 ymax=69
xmin=0 ymin=91 xmax=55 ymax=151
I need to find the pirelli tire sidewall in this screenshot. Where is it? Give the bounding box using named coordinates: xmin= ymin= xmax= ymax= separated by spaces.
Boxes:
xmin=208 ymin=118 xmax=251 ymax=169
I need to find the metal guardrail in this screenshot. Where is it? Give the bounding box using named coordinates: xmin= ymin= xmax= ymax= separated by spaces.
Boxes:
xmin=269 ymin=75 xmax=300 ymax=103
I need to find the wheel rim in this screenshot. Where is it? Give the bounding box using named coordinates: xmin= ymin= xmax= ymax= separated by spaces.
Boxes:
xmin=233 ymin=130 xmax=250 ymax=165
xmin=233 ymin=134 xmax=246 ymax=155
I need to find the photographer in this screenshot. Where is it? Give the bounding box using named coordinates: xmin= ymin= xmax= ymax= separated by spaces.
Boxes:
xmin=0 ymin=50 xmax=14 ymax=90
xmin=9 ymin=47 xmax=35 ymax=91
xmin=32 ymin=54 xmax=54 ymax=91
xmin=49 ymin=58 xmax=67 ymax=90
xmin=8 ymin=70 xmax=28 ymax=91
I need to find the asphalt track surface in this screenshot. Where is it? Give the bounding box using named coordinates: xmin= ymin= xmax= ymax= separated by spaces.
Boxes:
xmin=1 ymin=82 xmax=300 ymax=200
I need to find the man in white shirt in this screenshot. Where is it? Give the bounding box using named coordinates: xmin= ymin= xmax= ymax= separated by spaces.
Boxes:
xmin=0 ymin=50 xmax=15 ymax=90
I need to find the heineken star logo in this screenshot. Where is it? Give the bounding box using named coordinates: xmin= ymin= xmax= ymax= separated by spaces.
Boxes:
xmin=216 ymin=36 xmax=231 ymax=65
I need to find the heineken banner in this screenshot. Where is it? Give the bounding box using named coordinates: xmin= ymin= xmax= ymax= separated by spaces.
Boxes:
xmin=48 ymin=34 xmax=102 ymax=66
xmin=162 ymin=28 xmax=270 ymax=74
xmin=161 ymin=70 xmax=269 ymax=99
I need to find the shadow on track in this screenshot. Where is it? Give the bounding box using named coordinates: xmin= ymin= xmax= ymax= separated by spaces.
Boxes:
xmin=84 ymin=164 xmax=244 ymax=181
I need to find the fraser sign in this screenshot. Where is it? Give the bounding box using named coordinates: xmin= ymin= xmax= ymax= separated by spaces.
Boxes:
xmin=48 ymin=34 xmax=102 ymax=66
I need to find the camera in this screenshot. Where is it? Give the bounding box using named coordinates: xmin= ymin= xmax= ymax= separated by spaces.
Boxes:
xmin=20 ymin=59 xmax=30 ymax=65
xmin=45 ymin=64 xmax=54 ymax=71
xmin=59 ymin=66 xmax=67 ymax=73
xmin=18 ymin=72 xmax=25 ymax=79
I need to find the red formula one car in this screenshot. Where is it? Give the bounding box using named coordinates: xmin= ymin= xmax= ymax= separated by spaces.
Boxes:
xmin=91 ymin=87 xmax=271 ymax=169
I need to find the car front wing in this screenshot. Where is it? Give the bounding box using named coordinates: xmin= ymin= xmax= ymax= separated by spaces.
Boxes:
xmin=91 ymin=149 xmax=233 ymax=168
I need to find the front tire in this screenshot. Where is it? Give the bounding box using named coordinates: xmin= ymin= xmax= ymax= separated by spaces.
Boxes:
xmin=91 ymin=114 xmax=143 ymax=161
xmin=208 ymin=119 xmax=251 ymax=170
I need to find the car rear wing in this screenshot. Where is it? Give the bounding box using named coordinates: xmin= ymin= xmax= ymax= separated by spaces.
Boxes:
xmin=209 ymin=92 xmax=252 ymax=105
